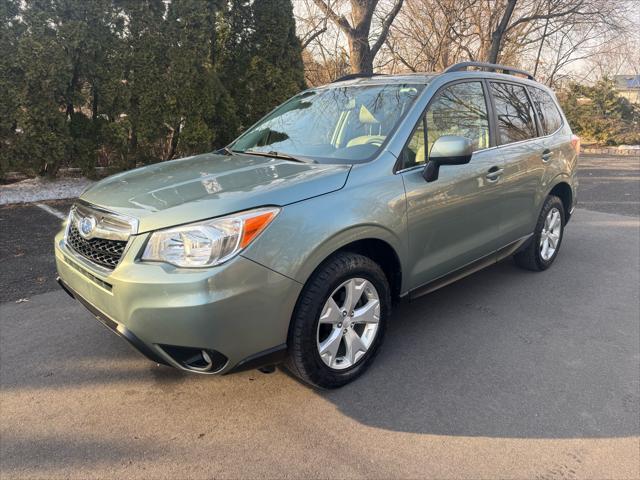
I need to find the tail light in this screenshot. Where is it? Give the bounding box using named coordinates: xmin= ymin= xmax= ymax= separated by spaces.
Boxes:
xmin=571 ymin=135 xmax=581 ymax=155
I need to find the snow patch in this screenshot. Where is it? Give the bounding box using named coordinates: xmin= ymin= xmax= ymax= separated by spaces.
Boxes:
xmin=0 ymin=177 xmax=95 ymax=205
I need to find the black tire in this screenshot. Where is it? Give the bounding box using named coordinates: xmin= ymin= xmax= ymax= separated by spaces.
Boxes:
xmin=284 ymin=252 xmax=391 ymax=389
xmin=514 ymin=195 xmax=565 ymax=271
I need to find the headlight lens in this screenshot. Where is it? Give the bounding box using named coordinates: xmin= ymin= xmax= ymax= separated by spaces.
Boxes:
xmin=141 ymin=207 xmax=280 ymax=267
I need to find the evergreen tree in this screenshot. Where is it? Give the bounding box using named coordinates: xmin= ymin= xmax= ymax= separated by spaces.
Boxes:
xmin=1 ymin=0 xmax=306 ymax=179
xmin=0 ymin=0 xmax=23 ymax=176
xmin=13 ymin=0 xmax=72 ymax=177
xmin=55 ymin=0 xmax=121 ymax=176
xmin=117 ymin=0 xmax=168 ymax=168
xmin=219 ymin=0 xmax=254 ymax=127
xmin=560 ymin=78 xmax=640 ymax=145
xmin=244 ymin=0 xmax=306 ymax=123
xmin=163 ymin=0 xmax=237 ymax=159
xmin=221 ymin=0 xmax=305 ymax=129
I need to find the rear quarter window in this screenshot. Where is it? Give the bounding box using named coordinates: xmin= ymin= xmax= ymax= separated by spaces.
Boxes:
xmin=490 ymin=82 xmax=538 ymax=144
xmin=529 ymin=87 xmax=563 ymax=135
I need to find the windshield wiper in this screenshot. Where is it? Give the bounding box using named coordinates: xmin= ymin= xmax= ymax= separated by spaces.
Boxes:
xmin=242 ymin=149 xmax=315 ymax=164
xmin=217 ymin=146 xmax=234 ymax=156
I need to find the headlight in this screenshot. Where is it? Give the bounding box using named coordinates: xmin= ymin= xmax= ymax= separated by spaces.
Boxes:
xmin=141 ymin=207 xmax=280 ymax=268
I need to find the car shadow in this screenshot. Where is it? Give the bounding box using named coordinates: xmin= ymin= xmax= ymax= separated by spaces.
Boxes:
xmin=319 ymin=249 xmax=640 ymax=438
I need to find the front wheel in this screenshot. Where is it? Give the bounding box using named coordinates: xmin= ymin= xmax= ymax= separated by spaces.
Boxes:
xmin=284 ymin=252 xmax=391 ymax=389
xmin=514 ymin=195 xmax=565 ymax=271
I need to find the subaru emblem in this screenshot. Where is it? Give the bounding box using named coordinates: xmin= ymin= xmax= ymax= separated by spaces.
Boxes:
xmin=78 ymin=216 xmax=97 ymax=239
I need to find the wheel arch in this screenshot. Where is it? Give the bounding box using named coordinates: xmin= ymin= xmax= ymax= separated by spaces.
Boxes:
xmin=547 ymin=178 xmax=574 ymax=221
xmin=332 ymin=238 xmax=403 ymax=301
xmin=297 ymin=227 xmax=405 ymax=303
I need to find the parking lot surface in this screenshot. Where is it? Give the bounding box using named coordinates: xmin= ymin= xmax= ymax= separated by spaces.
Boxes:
xmin=577 ymin=154 xmax=640 ymax=217
xmin=1 ymin=154 xmax=639 ymax=479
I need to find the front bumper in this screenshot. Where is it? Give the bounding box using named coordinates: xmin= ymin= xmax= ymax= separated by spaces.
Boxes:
xmin=54 ymin=230 xmax=302 ymax=374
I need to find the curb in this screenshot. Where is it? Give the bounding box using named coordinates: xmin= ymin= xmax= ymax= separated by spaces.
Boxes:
xmin=582 ymin=147 xmax=640 ymax=156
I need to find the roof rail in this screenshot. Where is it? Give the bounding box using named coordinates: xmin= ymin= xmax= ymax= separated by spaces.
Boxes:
xmin=331 ymin=73 xmax=386 ymax=83
xmin=444 ymin=62 xmax=535 ymax=81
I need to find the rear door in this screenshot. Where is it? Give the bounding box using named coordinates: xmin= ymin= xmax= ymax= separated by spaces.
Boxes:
xmin=527 ymin=86 xmax=575 ymax=191
xmin=489 ymin=81 xmax=544 ymax=245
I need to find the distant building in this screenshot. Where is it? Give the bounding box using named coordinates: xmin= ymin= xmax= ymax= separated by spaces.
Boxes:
xmin=614 ymin=75 xmax=640 ymax=104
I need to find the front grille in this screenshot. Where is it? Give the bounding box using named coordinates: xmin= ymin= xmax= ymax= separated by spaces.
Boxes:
xmin=66 ymin=223 xmax=127 ymax=269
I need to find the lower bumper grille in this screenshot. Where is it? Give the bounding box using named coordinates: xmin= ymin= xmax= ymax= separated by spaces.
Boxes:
xmin=67 ymin=223 xmax=127 ymax=269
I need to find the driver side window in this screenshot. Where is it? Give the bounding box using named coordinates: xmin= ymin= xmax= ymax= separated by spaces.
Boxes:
xmin=400 ymin=81 xmax=490 ymax=170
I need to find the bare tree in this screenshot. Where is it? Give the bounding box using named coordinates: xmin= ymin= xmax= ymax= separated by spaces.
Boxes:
xmin=384 ymin=0 xmax=484 ymax=72
xmin=311 ymin=0 xmax=404 ymax=73
xmin=488 ymin=0 xmax=518 ymax=63
xmin=583 ymin=27 xmax=640 ymax=82
xmin=487 ymin=0 xmax=630 ymax=63
xmin=295 ymin=0 xmax=634 ymax=87
xmin=381 ymin=0 xmax=631 ymax=78
xmin=295 ymin=0 xmax=351 ymax=84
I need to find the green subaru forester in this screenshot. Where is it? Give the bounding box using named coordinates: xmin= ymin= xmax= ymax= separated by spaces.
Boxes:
xmin=55 ymin=62 xmax=579 ymax=388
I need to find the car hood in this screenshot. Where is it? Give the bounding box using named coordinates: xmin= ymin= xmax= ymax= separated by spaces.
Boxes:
xmin=80 ymin=152 xmax=351 ymax=233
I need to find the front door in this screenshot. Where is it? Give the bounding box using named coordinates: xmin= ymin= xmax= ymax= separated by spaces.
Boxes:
xmin=399 ymin=81 xmax=505 ymax=291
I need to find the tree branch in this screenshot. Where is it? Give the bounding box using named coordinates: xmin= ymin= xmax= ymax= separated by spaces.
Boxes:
xmin=385 ymin=38 xmax=417 ymax=72
xmin=507 ymin=0 xmax=586 ymax=31
xmin=487 ymin=0 xmax=517 ymax=63
xmin=301 ymin=26 xmax=328 ymax=49
xmin=371 ymin=0 xmax=405 ymax=57
xmin=311 ymin=0 xmax=352 ymax=34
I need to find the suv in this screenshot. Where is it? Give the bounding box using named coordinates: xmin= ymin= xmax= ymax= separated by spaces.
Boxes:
xmin=55 ymin=62 xmax=579 ymax=388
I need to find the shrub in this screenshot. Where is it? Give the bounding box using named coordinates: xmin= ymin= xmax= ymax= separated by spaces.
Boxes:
xmin=559 ymin=78 xmax=640 ymax=146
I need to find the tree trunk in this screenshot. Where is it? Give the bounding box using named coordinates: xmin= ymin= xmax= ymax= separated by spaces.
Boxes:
xmin=91 ymin=83 xmax=99 ymax=120
xmin=487 ymin=0 xmax=517 ymax=64
xmin=128 ymin=91 xmax=139 ymax=170
xmin=128 ymin=129 xmax=138 ymax=170
xmin=349 ymin=34 xmax=374 ymax=74
xmin=166 ymin=120 xmax=182 ymax=160
xmin=66 ymin=62 xmax=80 ymax=119
xmin=348 ymin=0 xmax=376 ymax=74
xmin=208 ymin=1 xmax=217 ymax=66
xmin=533 ymin=3 xmax=551 ymax=77
xmin=313 ymin=0 xmax=403 ymax=75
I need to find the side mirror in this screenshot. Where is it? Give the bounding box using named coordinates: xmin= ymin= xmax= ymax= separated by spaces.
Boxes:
xmin=422 ymin=135 xmax=474 ymax=182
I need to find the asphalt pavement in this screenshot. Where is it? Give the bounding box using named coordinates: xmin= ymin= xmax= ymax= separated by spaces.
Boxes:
xmin=577 ymin=154 xmax=639 ymax=217
xmin=0 ymin=199 xmax=73 ymax=303
xmin=0 ymin=154 xmax=639 ymax=479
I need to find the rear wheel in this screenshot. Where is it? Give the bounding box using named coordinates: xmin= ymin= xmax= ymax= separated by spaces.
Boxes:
xmin=515 ymin=195 xmax=565 ymax=271
xmin=285 ymin=252 xmax=390 ymax=389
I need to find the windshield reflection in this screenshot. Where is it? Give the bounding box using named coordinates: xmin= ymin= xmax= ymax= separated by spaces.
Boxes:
xmin=231 ymin=83 xmax=425 ymax=164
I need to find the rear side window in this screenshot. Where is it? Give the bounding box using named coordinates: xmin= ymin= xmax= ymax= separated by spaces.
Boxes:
xmin=529 ymin=87 xmax=563 ymax=135
xmin=490 ymin=82 xmax=537 ymax=144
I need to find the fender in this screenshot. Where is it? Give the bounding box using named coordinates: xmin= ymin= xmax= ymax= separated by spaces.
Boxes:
xmin=291 ymin=223 xmax=406 ymax=288
xmin=241 ymin=168 xmax=409 ymax=290
xmin=543 ymin=172 xmax=577 ymax=221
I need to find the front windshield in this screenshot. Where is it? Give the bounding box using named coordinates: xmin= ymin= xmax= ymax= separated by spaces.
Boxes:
xmin=231 ymin=83 xmax=425 ymax=163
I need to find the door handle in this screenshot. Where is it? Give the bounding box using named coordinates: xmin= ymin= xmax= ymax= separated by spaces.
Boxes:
xmin=541 ymin=149 xmax=552 ymax=162
xmin=485 ymin=166 xmax=504 ymax=182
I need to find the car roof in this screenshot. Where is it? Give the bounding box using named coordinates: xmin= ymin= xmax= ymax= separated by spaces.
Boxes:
xmin=324 ymin=62 xmax=547 ymax=90
xmin=324 ymin=73 xmax=437 ymax=87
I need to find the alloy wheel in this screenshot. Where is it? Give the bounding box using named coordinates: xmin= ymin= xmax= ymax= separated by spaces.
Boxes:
xmin=316 ymin=278 xmax=381 ymax=370
xmin=540 ymin=207 xmax=562 ymax=261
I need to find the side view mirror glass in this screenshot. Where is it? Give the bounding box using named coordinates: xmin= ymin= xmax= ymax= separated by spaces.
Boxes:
xmin=423 ymin=135 xmax=474 ymax=182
